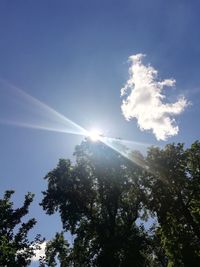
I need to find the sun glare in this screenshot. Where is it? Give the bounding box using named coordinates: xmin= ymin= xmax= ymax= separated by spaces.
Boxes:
xmin=88 ymin=129 xmax=102 ymax=142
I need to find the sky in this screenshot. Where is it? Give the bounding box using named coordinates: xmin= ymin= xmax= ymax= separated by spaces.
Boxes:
xmin=0 ymin=0 xmax=200 ymax=264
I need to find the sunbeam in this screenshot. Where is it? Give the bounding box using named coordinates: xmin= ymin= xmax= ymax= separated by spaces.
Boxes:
xmin=0 ymin=79 xmax=88 ymax=137
xmin=105 ymin=136 xmax=152 ymax=148
xmin=0 ymin=120 xmax=86 ymax=136
xmin=99 ymin=136 xmax=149 ymax=170
xmin=0 ymin=79 xmax=150 ymax=171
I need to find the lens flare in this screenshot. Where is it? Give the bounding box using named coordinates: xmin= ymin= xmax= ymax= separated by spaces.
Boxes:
xmin=88 ymin=129 xmax=102 ymax=142
xmin=0 ymin=79 xmax=87 ymax=137
xmin=0 ymin=78 xmax=152 ymax=170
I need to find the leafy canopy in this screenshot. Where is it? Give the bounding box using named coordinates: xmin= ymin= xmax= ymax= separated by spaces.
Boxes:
xmin=41 ymin=140 xmax=151 ymax=267
xmin=0 ymin=190 xmax=43 ymax=266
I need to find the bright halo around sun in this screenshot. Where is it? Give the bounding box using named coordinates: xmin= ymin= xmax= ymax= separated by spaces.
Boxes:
xmin=88 ymin=129 xmax=102 ymax=142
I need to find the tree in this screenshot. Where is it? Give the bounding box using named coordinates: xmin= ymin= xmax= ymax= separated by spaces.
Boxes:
xmin=0 ymin=190 xmax=43 ymax=266
xmin=41 ymin=139 xmax=200 ymax=266
xmin=141 ymin=141 xmax=200 ymax=267
xmin=39 ymin=232 xmax=70 ymax=267
xmin=41 ymin=139 xmax=151 ymax=267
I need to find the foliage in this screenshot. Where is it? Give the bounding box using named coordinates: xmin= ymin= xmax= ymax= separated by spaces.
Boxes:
xmin=0 ymin=190 xmax=43 ymax=266
xmin=39 ymin=232 xmax=70 ymax=267
xmin=41 ymin=139 xmax=151 ymax=266
xmin=2 ymin=139 xmax=198 ymax=266
xmin=141 ymin=141 xmax=200 ymax=266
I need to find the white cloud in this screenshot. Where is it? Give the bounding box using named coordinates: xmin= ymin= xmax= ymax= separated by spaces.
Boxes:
xmin=121 ymin=54 xmax=188 ymax=141
xmin=32 ymin=241 xmax=46 ymax=262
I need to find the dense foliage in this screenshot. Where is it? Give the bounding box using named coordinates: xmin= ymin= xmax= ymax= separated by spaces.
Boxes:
xmin=0 ymin=190 xmax=42 ymax=266
xmin=40 ymin=140 xmax=200 ymax=266
xmin=39 ymin=232 xmax=70 ymax=267
xmin=1 ymin=140 xmax=200 ymax=266
xmin=142 ymin=142 xmax=200 ymax=266
xmin=41 ymin=140 xmax=150 ymax=266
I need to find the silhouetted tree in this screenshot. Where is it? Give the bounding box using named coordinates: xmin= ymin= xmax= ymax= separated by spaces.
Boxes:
xmin=40 ymin=139 xmax=200 ymax=266
xmin=141 ymin=141 xmax=200 ymax=266
xmin=39 ymin=232 xmax=70 ymax=267
xmin=0 ymin=190 xmax=43 ymax=266
xmin=41 ymin=139 xmax=151 ymax=266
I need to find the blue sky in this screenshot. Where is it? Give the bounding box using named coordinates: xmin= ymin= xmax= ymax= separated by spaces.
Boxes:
xmin=0 ymin=0 xmax=200 ymax=263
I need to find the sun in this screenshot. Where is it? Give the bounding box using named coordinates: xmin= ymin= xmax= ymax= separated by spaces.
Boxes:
xmin=88 ymin=129 xmax=102 ymax=142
